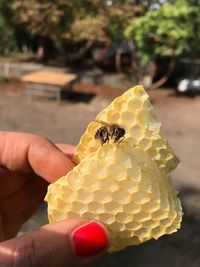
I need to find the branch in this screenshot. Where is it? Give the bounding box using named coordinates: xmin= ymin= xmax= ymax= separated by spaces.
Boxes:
xmin=149 ymin=48 xmax=176 ymax=90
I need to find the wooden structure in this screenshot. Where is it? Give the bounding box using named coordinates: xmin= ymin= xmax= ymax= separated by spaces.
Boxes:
xmin=21 ymin=70 xmax=77 ymax=101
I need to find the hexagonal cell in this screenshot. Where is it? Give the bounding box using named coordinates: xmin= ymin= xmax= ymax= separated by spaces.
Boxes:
xmin=131 ymin=191 xmax=150 ymax=205
xmin=112 ymin=190 xmax=131 ymax=204
xmin=142 ymin=219 xmax=158 ymax=228
xmin=146 ymin=147 xmax=158 ymax=159
xmin=134 ymin=227 xmax=150 ymax=238
xmin=114 ymin=149 xmax=132 ymax=169
xmin=116 ymin=212 xmax=132 ymax=224
xmin=133 ymin=211 xmax=151 ymax=222
xmin=134 ymin=87 xmax=147 ymax=98
xmin=106 ymin=163 xmax=126 ymax=181
xmin=82 ymin=174 xmax=100 ymax=191
xmin=151 ymin=210 xmax=168 ymax=220
xmin=159 ymin=218 xmax=173 ymax=228
xmin=87 ymin=123 xmax=96 ymax=134
xmin=81 ymin=211 xmax=98 ymax=220
xmin=98 ymin=145 xmax=115 ymax=164
xmin=56 ymin=198 xmax=69 ymax=208
xmin=139 ymin=176 xmax=152 ymax=193
xmin=130 ymin=125 xmax=143 ymax=140
xmin=60 ymin=187 xmax=76 ymax=202
xmin=99 ymin=178 xmax=119 ymax=192
xmin=166 ymin=157 xmax=179 ymax=171
xmin=66 ymin=172 xmax=82 ymax=190
xmin=123 ymin=202 xmax=140 ymax=214
xmin=81 ymin=135 xmax=92 ymax=146
xmin=142 ymin=98 xmax=152 ymax=110
xmin=87 ymin=159 xmax=106 ymax=178
xmin=128 ymin=98 xmax=142 ymax=110
xmin=119 ymin=230 xmax=134 ymax=238
xmin=127 ymin=167 xmax=141 ymax=182
xmin=152 ymin=138 xmax=164 ymax=147
xmin=174 ymin=211 xmax=182 ymax=222
xmin=150 ymin=184 xmax=161 ymax=203
xmin=159 ymin=195 xmax=170 ymax=211
xmin=88 ymin=201 xmax=104 ymax=214
xmin=121 ymin=111 xmax=136 ymax=124
xmin=165 ymin=223 xmax=180 ymax=234
xmin=82 ymin=136 xmax=95 ymax=146
xmin=136 ymin=109 xmax=150 ymax=124
xmin=113 ymin=98 xmax=127 ymax=111
xmin=93 ymin=189 xmax=112 ymax=204
xmin=107 ymin=110 xmax=120 ymax=122
xmin=119 ymin=180 xmax=138 ymax=194
xmin=98 ymin=213 xmax=115 ymax=224
xmin=142 ymin=201 xmax=160 ymax=213
xmin=138 ymin=138 xmax=152 ymax=150
xmin=158 ymin=148 xmax=169 ymax=158
xmin=71 ymin=201 xmax=87 ymax=214
xmin=52 ymin=182 xmax=62 ymax=192
xmin=76 ymin=189 xmax=94 ymax=204
xmin=104 ymin=201 xmax=123 ymax=214
xmin=76 ymin=161 xmax=89 ymax=175
xmin=151 ymin=226 xmax=165 ymax=239
xmin=110 ymin=221 xmax=125 ymax=232
xmin=126 ymin=221 xmax=141 ymax=231
xmin=45 ymin=192 xmax=54 ymax=203
xmin=65 ymin=211 xmax=80 ymax=219
xmin=168 ymin=210 xmax=178 ymax=219
xmin=51 ymin=208 xmax=63 ymax=219
xmin=143 ymin=130 xmax=153 ymax=141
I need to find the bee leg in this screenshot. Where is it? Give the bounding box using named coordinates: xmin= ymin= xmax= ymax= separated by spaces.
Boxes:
xmin=118 ymin=136 xmax=125 ymax=143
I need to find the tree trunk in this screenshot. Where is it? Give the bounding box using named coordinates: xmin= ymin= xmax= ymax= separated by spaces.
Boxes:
xmin=149 ymin=49 xmax=176 ymax=90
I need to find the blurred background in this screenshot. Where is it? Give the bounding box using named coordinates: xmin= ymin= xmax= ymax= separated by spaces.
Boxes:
xmin=0 ymin=0 xmax=200 ymax=266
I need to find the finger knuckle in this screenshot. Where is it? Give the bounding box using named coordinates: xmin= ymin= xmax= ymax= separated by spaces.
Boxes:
xmin=12 ymin=236 xmax=37 ymax=267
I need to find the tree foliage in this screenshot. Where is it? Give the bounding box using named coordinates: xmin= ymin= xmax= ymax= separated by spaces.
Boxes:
xmin=9 ymin=0 xmax=144 ymax=44
xmin=9 ymin=0 xmax=73 ymax=39
xmin=0 ymin=0 xmax=17 ymax=55
xmin=125 ymin=0 xmax=200 ymax=65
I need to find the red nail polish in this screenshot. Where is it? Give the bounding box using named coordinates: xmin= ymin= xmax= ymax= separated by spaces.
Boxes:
xmin=71 ymin=221 xmax=108 ymax=257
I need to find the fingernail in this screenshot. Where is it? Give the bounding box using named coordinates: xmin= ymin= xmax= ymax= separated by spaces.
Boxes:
xmin=71 ymin=221 xmax=109 ymax=257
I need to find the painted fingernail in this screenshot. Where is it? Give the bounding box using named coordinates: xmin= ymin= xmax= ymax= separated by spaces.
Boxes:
xmin=71 ymin=221 xmax=109 ymax=257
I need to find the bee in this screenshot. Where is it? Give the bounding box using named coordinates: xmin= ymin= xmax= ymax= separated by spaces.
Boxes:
xmin=94 ymin=120 xmax=125 ymax=145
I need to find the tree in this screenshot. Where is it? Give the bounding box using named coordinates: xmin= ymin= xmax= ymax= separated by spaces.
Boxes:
xmin=125 ymin=0 xmax=200 ymax=88
xmin=9 ymin=0 xmax=75 ymax=60
xmin=9 ymin=0 xmax=146 ymax=60
xmin=0 ymin=0 xmax=17 ymax=55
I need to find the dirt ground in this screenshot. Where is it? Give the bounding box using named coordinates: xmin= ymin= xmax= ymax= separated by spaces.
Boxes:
xmin=0 ymin=80 xmax=200 ymax=267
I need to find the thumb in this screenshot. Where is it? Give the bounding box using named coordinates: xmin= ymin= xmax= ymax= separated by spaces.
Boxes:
xmin=0 ymin=219 xmax=109 ymax=267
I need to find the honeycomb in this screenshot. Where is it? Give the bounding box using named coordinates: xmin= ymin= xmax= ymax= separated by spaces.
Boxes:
xmin=45 ymin=142 xmax=182 ymax=252
xmin=45 ymin=85 xmax=182 ymax=252
xmin=74 ymin=85 xmax=179 ymax=173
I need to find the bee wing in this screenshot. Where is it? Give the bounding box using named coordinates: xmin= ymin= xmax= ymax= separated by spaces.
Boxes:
xmin=93 ymin=119 xmax=110 ymax=126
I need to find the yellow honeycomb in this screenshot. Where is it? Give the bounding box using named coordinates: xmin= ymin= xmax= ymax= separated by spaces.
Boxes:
xmin=74 ymin=85 xmax=179 ymax=173
xmin=45 ymin=142 xmax=182 ymax=252
xmin=45 ymin=85 xmax=182 ymax=252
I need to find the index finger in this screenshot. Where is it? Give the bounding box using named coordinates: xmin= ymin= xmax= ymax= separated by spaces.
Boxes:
xmin=0 ymin=132 xmax=74 ymax=182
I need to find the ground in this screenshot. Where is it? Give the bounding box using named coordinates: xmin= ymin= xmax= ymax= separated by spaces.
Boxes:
xmin=0 ymin=80 xmax=200 ymax=267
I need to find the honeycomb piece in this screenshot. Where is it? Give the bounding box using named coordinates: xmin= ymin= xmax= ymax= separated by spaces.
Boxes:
xmin=45 ymin=142 xmax=182 ymax=252
xmin=73 ymin=85 xmax=179 ymax=173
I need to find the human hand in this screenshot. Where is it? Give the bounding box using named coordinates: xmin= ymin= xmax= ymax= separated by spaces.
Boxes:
xmin=0 ymin=132 xmax=109 ymax=267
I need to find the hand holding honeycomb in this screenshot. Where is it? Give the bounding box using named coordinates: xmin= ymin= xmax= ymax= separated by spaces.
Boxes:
xmin=45 ymin=85 xmax=182 ymax=252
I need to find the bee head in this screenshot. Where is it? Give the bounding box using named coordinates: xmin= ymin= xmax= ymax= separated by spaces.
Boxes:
xmin=113 ymin=127 xmax=125 ymax=138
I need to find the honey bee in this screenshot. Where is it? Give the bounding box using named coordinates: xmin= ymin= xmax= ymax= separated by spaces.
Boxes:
xmin=94 ymin=120 xmax=125 ymax=145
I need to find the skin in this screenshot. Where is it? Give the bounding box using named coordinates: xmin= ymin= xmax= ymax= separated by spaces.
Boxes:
xmin=0 ymin=132 xmax=107 ymax=267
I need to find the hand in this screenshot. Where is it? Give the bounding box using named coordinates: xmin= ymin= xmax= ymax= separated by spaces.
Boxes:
xmin=0 ymin=132 xmax=109 ymax=267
